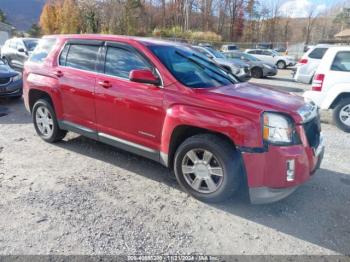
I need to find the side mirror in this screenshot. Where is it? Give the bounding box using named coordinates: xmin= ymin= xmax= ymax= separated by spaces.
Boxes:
xmin=18 ymin=48 xmax=25 ymax=53
xmin=129 ymin=69 xmax=160 ymax=85
xmin=206 ymin=54 xmax=214 ymax=59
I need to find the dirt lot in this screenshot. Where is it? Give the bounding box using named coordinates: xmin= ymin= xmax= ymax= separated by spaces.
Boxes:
xmin=0 ymin=70 xmax=349 ymax=255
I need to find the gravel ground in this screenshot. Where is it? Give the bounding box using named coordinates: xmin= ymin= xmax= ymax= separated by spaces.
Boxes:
xmin=0 ymin=71 xmax=349 ymax=255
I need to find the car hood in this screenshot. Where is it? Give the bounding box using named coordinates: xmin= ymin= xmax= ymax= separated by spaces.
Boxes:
xmin=0 ymin=64 xmax=17 ymax=78
xmin=204 ymin=82 xmax=306 ymax=120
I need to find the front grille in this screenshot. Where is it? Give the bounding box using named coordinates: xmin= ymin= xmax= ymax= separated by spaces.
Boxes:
xmin=0 ymin=77 xmax=11 ymax=86
xmin=303 ymin=115 xmax=321 ymax=148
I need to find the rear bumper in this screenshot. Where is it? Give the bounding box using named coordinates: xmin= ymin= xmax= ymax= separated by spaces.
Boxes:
xmin=242 ymin=128 xmax=325 ymax=204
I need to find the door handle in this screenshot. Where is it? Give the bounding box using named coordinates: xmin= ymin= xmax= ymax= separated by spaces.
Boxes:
xmin=98 ymin=80 xmax=112 ymax=88
xmin=54 ymin=70 xmax=64 ymax=78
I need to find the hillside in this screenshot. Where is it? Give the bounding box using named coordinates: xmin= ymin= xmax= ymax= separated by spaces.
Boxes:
xmin=0 ymin=0 xmax=46 ymax=31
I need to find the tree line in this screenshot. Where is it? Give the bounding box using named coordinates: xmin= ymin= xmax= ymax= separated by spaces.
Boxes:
xmin=37 ymin=0 xmax=348 ymax=44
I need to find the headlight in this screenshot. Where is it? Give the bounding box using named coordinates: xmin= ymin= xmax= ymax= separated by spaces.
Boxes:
xmin=11 ymin=73 xmax=22 ymax=82
xmin=297 ymin=102 xmax=318 ymax=123
xmin=263 ymin=112 xmax=294 ymax=144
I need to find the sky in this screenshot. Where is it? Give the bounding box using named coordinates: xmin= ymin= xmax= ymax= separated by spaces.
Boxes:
xmin=278 ymin=0 xmax=339 ymax=17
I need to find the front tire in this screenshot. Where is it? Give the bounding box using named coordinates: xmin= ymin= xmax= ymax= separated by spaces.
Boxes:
xmin=276 ymin=60 xmax=286 ymax=69
xmin=251 ymin=67 xmax=263 ymax=78
xmin=333 ymin=98 xmax=350 ymax=133
xmin=174 ymin=134 xmax=242 ymax=203
xmin=32 ymin=99 xmax=67 ymax=142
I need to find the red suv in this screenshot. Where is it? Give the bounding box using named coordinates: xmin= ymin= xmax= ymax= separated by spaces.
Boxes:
xmin=23 ymin=35 xmax=325 ymax=204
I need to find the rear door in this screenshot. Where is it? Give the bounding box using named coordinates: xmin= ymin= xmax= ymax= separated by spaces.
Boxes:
xmin=95 ymin=42 xmax=165 ymax=154
xmin=56 ymin=40 xmax=103 ymax=131
xmin=261 ymin=50 xmax=275 ymax=64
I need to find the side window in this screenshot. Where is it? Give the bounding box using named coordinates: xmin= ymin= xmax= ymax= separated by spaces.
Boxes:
xmin=247 ymin=50 xmax=256 ymax=54
xmin=29 ymin=38 xmax=57 ymax=63
xmin=308 ymin=48 xmax=328 ymax=59
xmin=104 ymin=47 xmax=150 ymax=78
xmin=262 ymin=50 xmax=272 ymax=56
xmin=331 ymin=51 xmax=350 ymax=72
xmin=255 ymin=50 xmax=263 ymax=55
xmin=64 ymin=44 xmax=100 ymax=72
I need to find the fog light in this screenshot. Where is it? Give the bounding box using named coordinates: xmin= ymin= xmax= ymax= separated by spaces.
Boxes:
xmin=286 ymin=160 xmax=295 ymax=181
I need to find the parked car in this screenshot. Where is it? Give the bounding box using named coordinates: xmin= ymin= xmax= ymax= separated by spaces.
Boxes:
xmin=223 ymin=51 xmax=277 ymax=78
xmin=24 ymin=35 xmax=324 ymax=204
xmin=192 ymin=46 xmax=251 ymax=81
xmin=245 ymin=49 xmax=296 ymax=69
xmin=1 ymin=38 xmax=38 ymax=69
xmin=304 ymin=46 xmax=350 ymax=132
xmin=0 ymin=58 xmax=23 ymax=98
xmin=221 ymin=44 xmax=239 ymax=52
xmin=198 ymin=43 xmax=213 ymax=48
xmin=292 ymin=44 xmax=332 ymax=84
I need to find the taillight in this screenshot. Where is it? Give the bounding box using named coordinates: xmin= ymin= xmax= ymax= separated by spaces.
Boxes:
xmin=299 ymin=58 xmax=308 ymax=64
xmin=312 ymin=74 xmax=325 ymax=91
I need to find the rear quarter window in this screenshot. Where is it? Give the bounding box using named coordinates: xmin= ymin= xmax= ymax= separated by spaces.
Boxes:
xmin=29 ymin=38 xmax=57 ymax=63
xmin=308 ymin=48 xmax=328 ymax=59
xmin=331 ymin=51 xmax=350 ymax=72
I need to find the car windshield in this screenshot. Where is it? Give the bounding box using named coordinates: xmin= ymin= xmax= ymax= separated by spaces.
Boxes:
xmin=0 ymin=59 xmax=5 ymax=65
xmin=24 ymin=40 xmax=38 ymax=52
xmin=148 ymin=45 xmax=238 ymax=88
xmin=205 ymin=47 xmax=226 ymax=59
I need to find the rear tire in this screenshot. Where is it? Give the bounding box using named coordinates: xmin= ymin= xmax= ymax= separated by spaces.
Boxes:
xmin=276 ymin=60 xmax=286 ymax=69
xmin=32 ymin=99 xmax=67 ymax=142
xmin=333 ymin=98 xmax=350 ymax=133
xmin=251 ymin=67 xmax=263 ymax=78
xmin=174 ymin=134 xmax=242 ymax=203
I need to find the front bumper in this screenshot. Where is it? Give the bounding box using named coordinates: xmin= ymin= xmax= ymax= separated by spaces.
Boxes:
xmin=0 ymin=79 xmax=23 ymax=97
xmin=242 ymin=127 xmax=325 ymax=204
xmin=237 ymin=72 xmax=251 ymax=82
xmin=263 ymin=67 xmax=277 ymax=77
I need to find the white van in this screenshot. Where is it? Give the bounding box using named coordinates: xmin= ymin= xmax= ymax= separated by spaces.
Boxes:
xmin=304 ymin=46 xmax=350 ymax=132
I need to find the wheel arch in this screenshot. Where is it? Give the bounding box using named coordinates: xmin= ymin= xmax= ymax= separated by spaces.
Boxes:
xmin=28 ymin=89 xmax=55 ymax=113
xmin=166 ymin=125 xmax=237 ymax=169
xmin=330 ymin=92 xmax=350 ymax=109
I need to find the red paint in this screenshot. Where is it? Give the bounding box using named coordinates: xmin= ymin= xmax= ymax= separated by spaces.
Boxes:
xmin=24 ymin=35 xmax=321 ymax=190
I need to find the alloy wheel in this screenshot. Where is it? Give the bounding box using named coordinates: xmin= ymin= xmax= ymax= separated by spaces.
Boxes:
xmin=181 ymin=148 xmax=224 ymax=194
xmin=35 ymin=106 xmax=54 ymax=138
xmin=339 ymin=104 xmax=350 ymax=127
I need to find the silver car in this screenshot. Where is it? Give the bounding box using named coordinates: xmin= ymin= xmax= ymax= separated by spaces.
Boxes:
xmin=223 ymin=51 xmax=277 ymax=78
xmin=192 ymin=46 xmax=251 ymax=82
